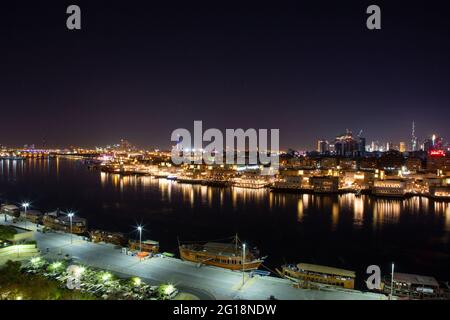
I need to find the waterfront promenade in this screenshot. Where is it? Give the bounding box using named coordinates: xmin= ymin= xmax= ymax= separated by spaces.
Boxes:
xmin=0 ymin=215 xmax=387 ymax=300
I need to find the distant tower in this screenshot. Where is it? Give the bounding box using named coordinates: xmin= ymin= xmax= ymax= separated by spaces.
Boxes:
xmin=411 ymin=121 xmax=417 ymax=151
xmin=175 ymin=134 xmax=182 ymax=151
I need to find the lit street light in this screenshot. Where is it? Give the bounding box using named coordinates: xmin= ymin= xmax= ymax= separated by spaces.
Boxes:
xmin=68 ymin=212 xmax=74 ymax=244
xmin=22 ymin=202 xmax=30 ymax=228
xmin=137 ymin=226 xmax=143 ymax=253
xmin=390 ymin=262 xmax=395 ymax=300
xmin=242 ymin=243 xmax=246 ymax=286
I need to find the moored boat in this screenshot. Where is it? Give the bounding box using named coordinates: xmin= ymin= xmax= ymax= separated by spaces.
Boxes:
xmin=90 ymin=229 xmax=128 ymax=246
xmin=0 ymin=156 xmax=25 ymax=161
xmin=43 ymin=209 xmax=87 ymax=234
xmin=232 ymin=175 xmax=271 ymax=189
xmin=128 ymin=239 xmax=159 ymax=253
xmin=277 ymin=263 xmax=356 ymax=289
xmin=0 ymin=204 xmax=21 ymax=218
xmin=21 ymin=209 xmax=43 ymax=223
xmin=179 ymin=235 xmax=263 ymax=271
xmin=379 ymin=272 xmax=449 ymax=300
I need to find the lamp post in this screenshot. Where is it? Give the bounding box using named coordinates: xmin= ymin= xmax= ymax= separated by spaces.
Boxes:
xmin=390 ymin=263 xmax=395 ymax=300
xmin=242 ymin=243 xmax=246 ymax=286
xmin=68 ymin=212 xmax=74 ymax=244
xmin=137 ymin=226 xmax=142 ymax=252
xmin=22 ymin=202 xmax=29 ymax=228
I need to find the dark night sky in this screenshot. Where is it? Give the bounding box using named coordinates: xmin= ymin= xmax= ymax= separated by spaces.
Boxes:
xmin=0 ymin=1 xmax=449 ymax=149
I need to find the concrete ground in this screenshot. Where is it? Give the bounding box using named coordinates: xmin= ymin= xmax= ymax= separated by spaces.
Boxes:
xmin=0 ymin=215 xmax=388 ymax=300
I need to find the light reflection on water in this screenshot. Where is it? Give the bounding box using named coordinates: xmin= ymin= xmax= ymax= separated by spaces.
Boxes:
xmin=2 ymin=159 xmax=449 ymax=235
xmin=1 ymin=158 xmax=450 ymax=281
xmin=97 ymin=172 xmax=450 ymax=234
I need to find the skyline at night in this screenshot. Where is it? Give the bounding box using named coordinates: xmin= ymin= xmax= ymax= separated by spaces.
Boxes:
xmin=1 ymin=1 xmax=449 ymax=149
xmin=1 ymin=0 xmax=450 ymax=306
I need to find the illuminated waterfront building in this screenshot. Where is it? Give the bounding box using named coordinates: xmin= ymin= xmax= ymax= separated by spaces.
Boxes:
xmin=372 ymin=179 xmax=407 ymax=197
xmin=310 ymin=176 xmax=339 ymax=193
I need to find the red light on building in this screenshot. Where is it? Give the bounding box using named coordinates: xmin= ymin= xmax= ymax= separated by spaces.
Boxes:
xmin=429 ymin=150 xmax=445 ymax=157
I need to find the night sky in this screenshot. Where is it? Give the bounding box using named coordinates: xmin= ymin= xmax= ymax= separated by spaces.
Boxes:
xmin=1 ymin=1 xmax=449 ymax=149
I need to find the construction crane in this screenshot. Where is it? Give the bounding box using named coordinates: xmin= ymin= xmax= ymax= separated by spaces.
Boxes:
xmin=357 ymin=130 xmax=363 ymax=138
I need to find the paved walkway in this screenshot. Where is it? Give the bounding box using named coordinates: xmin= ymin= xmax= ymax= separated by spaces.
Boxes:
xmin=0 ymin=215 xmax=388 ymax=300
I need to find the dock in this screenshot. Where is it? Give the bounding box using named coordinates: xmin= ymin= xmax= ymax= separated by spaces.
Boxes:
xmin=0 ymin=215 xmax=388 ymax=300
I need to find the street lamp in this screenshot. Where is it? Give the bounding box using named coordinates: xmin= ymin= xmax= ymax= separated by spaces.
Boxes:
xmin=22 ymin=202 xmax=30 ymax=228
xmin=137 ymin=226 xmax=143 ymax=252
xmin=68 ymin=212 xmax=74 ymax=244
xmin=390 ymin=263 xmax=395 ymax=300
xmin=242 ymin=243 xmax=246 ymax=286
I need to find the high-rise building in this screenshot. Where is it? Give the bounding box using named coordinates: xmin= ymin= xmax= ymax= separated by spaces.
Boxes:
xmin=358 ymin=137 xmax=366 ymax=156
xmin=432 ymin=134 xmax=443 ymax=150
xmin=386 ymin=142 xmax=393 ymax=151
xmin=317 ymin=140 xmax=329 ymax=154
xmin=334 ymin=130 xmax=365 ymax=157
xmin=411 ymin=121 xmax=418 ymax=151
xmin=423 ymin=134 xmax=443 ymax=152
xmin=118 ymin=139 xmax=134 ymax=152
xmin=399 ymin=142 xmax=406 ymax=153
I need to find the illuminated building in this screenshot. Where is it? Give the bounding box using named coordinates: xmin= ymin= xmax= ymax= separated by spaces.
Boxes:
xmin=317 ymin=140 xmax=329 ymax=154
xmin=339 ymin=158 xmax=357 ymax=170
xmin=411 ymin=121 xmax=418 ymax=151
xmin=426 ymin=150 xmax=450 ymax=172
xmin=372 ymin=179 xmax=406 ymax=197
xmin=399 ymin=142 xmax=406 ymax=153
xmin=320 ymin=157 xmax=338 ymax=169
xmin=423 ymin=134 xmax=443 ymax=152
xmin=310 ymin=176 xmax=339 ymax=193
xmin=378 ymin=150 xmax=404 ymax=170
xmin=273 ymin=169 xmax=312 ymax=190
xmin=358 ymin=137 xmax=366 ymax=156
xmin=342 ymin=171 xmax=373 ymax=190
xmin=405 ymin=157 xmax=422 ymax=172
xmin=429 ymin=186 xmax=450 ymax=199
xmin=334 ymin=130 xmax=359 ymax=157
xmin=360 ymin=157 xmax=378 ymax=170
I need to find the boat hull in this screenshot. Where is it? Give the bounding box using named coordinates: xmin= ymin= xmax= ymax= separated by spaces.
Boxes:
xmin=179 ymin=247 xmax=262 ymax=271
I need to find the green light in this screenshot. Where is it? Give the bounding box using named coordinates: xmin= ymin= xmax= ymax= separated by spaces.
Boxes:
xmin=101 ymin=272 xmax=111 ymax=282
xmin=163 ymin=284 xmax=175 ymax=295
xmin=133 ymin=277 xmax=142 ymax=286
xmin=50 ymin=261 xmax=62 ymax=269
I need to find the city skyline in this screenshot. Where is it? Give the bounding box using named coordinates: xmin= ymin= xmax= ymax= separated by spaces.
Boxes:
xmin=1 ymin=1 xmax=449 ymax=149
xmin=1 ymin=0 xmax=450 ymax=305
xmin=1 ymin=122 xmax=448 ymax=153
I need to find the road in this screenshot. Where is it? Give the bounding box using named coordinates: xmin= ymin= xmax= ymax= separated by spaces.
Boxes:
xmin=1 ymin=215 xmax=388 ymax=300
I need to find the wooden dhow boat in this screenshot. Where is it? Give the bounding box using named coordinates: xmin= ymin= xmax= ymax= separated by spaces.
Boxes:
xmin=178 ymin=234 xmax=264 ymax=271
